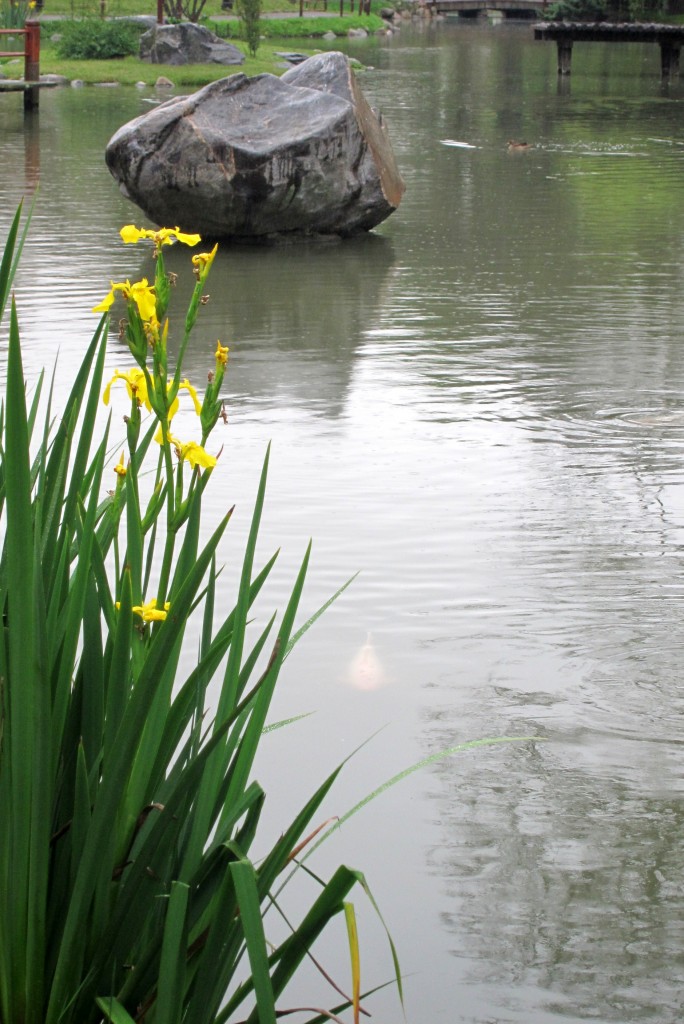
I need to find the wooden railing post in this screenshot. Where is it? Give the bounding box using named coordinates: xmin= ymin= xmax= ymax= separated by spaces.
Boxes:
xmin=23 ymin=19 xmax=40 ymax=112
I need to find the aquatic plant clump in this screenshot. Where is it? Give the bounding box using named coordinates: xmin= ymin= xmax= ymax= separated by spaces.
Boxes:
xmin=0 ymin=208 xmax=397 ymax=1024
xmin=0 ymin=0 xmax=35 ymax=29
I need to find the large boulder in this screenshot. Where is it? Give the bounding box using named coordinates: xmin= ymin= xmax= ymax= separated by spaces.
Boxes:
xmin=104 ymin=51 xmax=405 ymax=241
xmin=139 ymin=22 xmax=245 ymax=66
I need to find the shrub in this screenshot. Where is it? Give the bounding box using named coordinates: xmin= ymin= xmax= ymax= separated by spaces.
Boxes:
xmin=163 ymin=0 xmax=208 ymax=24
xmin=235 ymin=0 xmax=261 ymax=57
xmin=0 ymin=0 xmax=36 ymax=29
xmin=55 ymin=17 xmax=141 ymax=59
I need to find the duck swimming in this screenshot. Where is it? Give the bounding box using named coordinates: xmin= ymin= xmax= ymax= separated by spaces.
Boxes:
xmin=507 ymin=140 xmax=531 ymax=151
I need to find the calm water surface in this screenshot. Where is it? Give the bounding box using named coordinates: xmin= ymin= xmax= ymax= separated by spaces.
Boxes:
xmin=3 ymin=20 xmax=684 ymax=1023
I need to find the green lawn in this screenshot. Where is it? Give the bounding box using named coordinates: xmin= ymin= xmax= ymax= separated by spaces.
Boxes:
xmin=0 ymin=0 xmax=386 ymax=84
xmin=30 ymin=36 xmax=308 ymax=80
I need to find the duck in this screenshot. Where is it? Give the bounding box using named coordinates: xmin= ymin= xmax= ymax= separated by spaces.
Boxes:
xmin=507 ymin=140 xmax=531 ymax=151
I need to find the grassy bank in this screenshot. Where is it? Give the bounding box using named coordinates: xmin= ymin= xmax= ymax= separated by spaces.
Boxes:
xmin=210 ymin=11 xmax=384 ymax=36
xmin=34 ymin=0 xmax=389 ymax=22
xmin=30 ymin=35 xmax=302 ymax=81
xmin=0 ymin=3 xmax=386 ymax=84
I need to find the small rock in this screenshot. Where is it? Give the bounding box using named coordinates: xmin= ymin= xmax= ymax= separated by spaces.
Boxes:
xmin=94 ymin=81 xmax=120 ymax=87
xmin=155 ymin=75 xmax=174 ymax=88
xmin=114 ymin=14 xmax=157 ymax=27
xmin=40 ymin=73 xmax=69 ymax=85
xmin=322 ymin=30 xmax=336 ymax=39
xmin=274 ymin=51 xmax=309 ymax=64
xmin=71 ymin=79 xmax=85 ymax=88
xmin=135 ymin=80 xmax=146 ymax=88
xmin=140 ymin=22 xmax=245 ymax=66
xmin=347 ymin=26 xmax=368 ymax=36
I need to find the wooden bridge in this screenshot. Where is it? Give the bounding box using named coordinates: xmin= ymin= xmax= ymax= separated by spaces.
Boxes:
xmin=428 ymin=0 xmax=547 ymax=17
xmin=534 ymin=21 xmax=684 ymax=77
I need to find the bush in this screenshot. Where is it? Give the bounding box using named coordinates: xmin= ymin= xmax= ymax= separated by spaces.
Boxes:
xmin=235 ymin=0 xmax=261 ymax=57
xmin=0 ymin=0 xmax=35 ymax=30
xmin=55 ymin=18 xmax=141 ymax=59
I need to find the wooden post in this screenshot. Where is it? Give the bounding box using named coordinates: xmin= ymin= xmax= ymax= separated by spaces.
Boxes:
xmin=557 ymin=39 xmax=572 ymax=74
xmin=157 ymin=0 xmax=164 ymax=23
xmin=23 ymin=19 xmax=39 ymax=112
xmin=660 ymin=42 xmax=680 ymax=78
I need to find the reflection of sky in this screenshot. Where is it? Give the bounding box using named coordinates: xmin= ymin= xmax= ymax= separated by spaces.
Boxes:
xmin=3 ymin=31 xmax=684 ymax=1023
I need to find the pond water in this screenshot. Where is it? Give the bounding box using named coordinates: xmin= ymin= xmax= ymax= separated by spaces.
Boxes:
xmin=3 ymin=19 xmax=684 ymax=1023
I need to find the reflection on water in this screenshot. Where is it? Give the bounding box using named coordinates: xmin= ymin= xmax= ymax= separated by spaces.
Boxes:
xmin=3 ymin=22 xmax=684 ymax=1024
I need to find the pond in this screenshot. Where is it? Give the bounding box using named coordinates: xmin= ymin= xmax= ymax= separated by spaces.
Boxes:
xmin=2 ymin=19 xmax=684 ymax=1023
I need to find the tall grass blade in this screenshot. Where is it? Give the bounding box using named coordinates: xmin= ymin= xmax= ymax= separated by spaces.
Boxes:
xmin=343 ymin=903 xmax=361 ymax=1024
xmin=0 ymin=201 xmax=31 ymax=324
xmin=230 ymin=859 xmax=277 ymax=1024
xmin=155 ymin=881 xmax=190 ymax=1024
xmin=4 ymin=297 xmax=48 ymax=1022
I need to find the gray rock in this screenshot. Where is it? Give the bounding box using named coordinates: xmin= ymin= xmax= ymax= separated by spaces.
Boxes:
xmin=322 ymin=30 xmax=336 ymax=40
xmin=105 ymin=51 xmax=405 ymax=241
xmin=155 ymin=75 xmax=174 ymax=87
xmin=347 ymin=26 xmax=368 ymax=36
xmin=70 ymin=79 xmax=85 ymax=88
xmin=115 ymin=14 xmax=157 ymax=27
xmin=139 ymin=22 xmax=245 ymax=66
xmin=39 ymin=73 xmax=69 ymax=85
xmin=274 ymin=51 xmax=309 ymax=64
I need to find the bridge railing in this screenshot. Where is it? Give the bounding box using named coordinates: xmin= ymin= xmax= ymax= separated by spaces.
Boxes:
xmin=0 ymin=19 xmax=40 ymax=109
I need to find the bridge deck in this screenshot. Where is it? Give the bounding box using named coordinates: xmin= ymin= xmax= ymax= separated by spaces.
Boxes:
xmin=431 ymin=0 xmax=546 ymax=10
xmin=433 ymin=0 xmax=546 ymax=10
xmin=534 ymin=21 xmax=684 ymax=76
xmin=534 ymin=20 xmax=684 ymax=43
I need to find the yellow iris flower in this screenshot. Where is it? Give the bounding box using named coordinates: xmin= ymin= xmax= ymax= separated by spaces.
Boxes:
xmin=178 ymin=440 xmax=218 ymax=470
xmin=215 ymin=341 xmax=229 ymax=367
xmin=155 ymin=428 xmax=217 ymax=470
xmin=93 ymin=278 xmax=157 ymax=324
xmin=178 ymin=378 xmax=202 ymax=416
xmin=116 ymin=598 xmax=170 ymax=622
xmin=133 ymin=598 xmax=170 ymax=622
xmin=113 ymin=451 xmax=127 ymax=477
xmin=120 ymin=225 xmax=202 ymax=249
xmin=103 ymin=368 xmax=150 ymax=409
xmin=192 ymin=244 xmax=219 ymax=275
xmin=104 ymin=371 xmax=201 ymax=421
